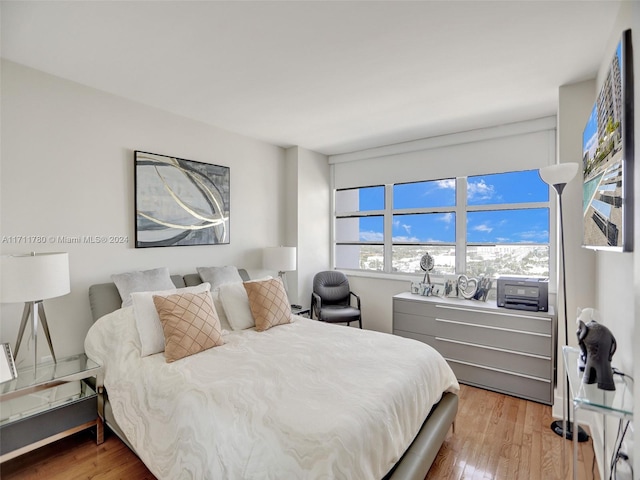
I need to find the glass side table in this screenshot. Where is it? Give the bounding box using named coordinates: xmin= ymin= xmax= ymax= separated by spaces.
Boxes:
xmin=0 ymin=353 xmax=104 ymax=462
xmin=563 ymin=346 xmax=633 ymax=480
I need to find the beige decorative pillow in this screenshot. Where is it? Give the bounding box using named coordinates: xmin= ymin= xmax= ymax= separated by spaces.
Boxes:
xmin=153 ymin=291 xmax=224 ymax=362
xmin=243 ymin=277 xmax=291 ymax=332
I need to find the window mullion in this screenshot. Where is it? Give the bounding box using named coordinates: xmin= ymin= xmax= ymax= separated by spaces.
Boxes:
xmin=384 ymin=184 xmax=393 ymax=273
xmin=456 ymin=177 xmax=467 ymax=273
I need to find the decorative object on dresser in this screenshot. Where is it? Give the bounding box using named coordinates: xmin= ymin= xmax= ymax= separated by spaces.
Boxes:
xmin=262 ymin=246 xmax=297 ymax=294
xmin=420 ymin=252 xmax=434 ymax=284
xmin=310 ymin=271 xmax=362 ymax=328
xmin=393 ymin=292 xmax=555 ymax=405
xmin=539 ymin=161 xmax=588 ymax=443
xmin=134 ymin=151 xmax=230 ymax=248
xmin=456 ymin=274 xmax=478 ymax=299
xmin=0 ymin=252 xmax=70 ymax=370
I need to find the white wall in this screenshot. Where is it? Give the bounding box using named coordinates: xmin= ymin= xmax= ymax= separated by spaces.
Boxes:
xmin=0 ymin=60 xmax=286 ymax=367
xmin=591 ymin=4 xmax=636 ymax=477
xmin=285 ymin=146 xmax=331 ymax=309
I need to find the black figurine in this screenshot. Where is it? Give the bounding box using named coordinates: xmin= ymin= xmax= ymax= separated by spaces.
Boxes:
xmin=576 ymin=319 xmax=617 ymax=391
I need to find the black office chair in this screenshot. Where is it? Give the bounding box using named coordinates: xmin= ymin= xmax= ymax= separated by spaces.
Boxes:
xmin=310 ymin=271 xmax=362 ymax=328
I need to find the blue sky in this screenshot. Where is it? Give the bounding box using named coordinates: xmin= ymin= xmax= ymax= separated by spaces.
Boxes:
xmin=583 ymin=40 xmax=622 ymax=159
xmin=355 ymin=170 xmax=549 ymax=244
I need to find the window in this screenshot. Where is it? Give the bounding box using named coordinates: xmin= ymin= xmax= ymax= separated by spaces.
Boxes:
xmin=335 ymin=186 xmax=385 ymax=271
xmin=334 ymin=170 xmax=550 ymax=277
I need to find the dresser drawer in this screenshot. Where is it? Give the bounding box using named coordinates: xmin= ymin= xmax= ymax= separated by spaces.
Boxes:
xmin=435 ymin=304 xmax=552 ymax=334
xmin=394 ymin=298 xmax=439 ymax=318
xmin=433 ymin=337 xmax=551 ymax=379
xmin=434 ymin=318 xmax=551 ymax=356
xmin=393 ymin=312 xmax=436 ymax=335
xmin=448 ymin=359 xmax=552 ymax=404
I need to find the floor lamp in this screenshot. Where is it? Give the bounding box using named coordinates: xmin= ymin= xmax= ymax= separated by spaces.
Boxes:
xmin=0 ymin=252 xmax=70 ymax=370
xmin=539 ymin=163 xmax=588 ymax=443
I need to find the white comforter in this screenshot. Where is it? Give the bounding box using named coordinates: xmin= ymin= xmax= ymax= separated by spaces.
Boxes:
xmin=84 ymin=308 xmax=458 ymax=480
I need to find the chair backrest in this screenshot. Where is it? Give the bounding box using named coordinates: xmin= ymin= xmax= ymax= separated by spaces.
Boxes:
xmin=313 ymin=271 xmax=350 ymax=306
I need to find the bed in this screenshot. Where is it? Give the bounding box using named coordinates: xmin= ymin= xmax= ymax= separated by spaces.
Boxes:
xmin=85 ymin=268 xmax=459 ymax=480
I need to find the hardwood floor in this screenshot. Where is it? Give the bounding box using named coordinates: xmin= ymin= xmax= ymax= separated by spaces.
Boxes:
xmin=1 ymin=384 xmax=598 ymax=480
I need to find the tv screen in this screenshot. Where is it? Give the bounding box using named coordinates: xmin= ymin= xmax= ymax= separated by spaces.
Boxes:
xmin=582 ymin=29 xmax=634 ymax=252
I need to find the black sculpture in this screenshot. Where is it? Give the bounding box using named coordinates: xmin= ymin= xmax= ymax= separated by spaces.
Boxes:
xmin=576 ymin=319 xmax=617 ymax=391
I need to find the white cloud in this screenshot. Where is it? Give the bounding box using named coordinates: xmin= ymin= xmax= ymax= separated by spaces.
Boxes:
xmin=436 ymin=179 xmax=455 ymax=190
xmin=392 ymin=235 xmax=420 ymax=242
xmin=473 ymin=224 xmax=493 ymax=233
xmin=359 ymin=231 xmax=383 ymax=242
xmin=402 ymin=224 xmax=412 ymax=234
xmin=468 ymin=180 xmax=496 ymax=201
xmin=439 ymin=212 xmax=454 ymax=224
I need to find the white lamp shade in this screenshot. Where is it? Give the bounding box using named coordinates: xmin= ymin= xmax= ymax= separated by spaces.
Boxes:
xmin=1 ymin=252 xmax=70 ymax=303
xmin=263 ymin=247 xmax=297 ymax=272
xmin=538 ymin=163 xmax=579 ymax=186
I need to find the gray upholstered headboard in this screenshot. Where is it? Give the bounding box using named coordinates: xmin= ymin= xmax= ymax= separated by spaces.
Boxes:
xmin=88 ymin=269 xmax=250 ymax=322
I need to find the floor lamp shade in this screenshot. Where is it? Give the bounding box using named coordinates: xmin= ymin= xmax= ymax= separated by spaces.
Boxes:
xmin=263 ymin=247 xmax=297 ymax=273
xmin=1 ymin=252 xmax=70 ymax=303
xmin=539 ymin=163 xmax=579 ymax=190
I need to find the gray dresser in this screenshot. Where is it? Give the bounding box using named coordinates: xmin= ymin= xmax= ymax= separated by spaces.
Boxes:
xmin=393 ymin=292 xmax=556 ymax=405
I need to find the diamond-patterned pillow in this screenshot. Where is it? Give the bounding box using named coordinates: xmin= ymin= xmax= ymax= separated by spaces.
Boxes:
xmin=153 ymin=291 xmax=224 ymax=362
xmin=243 ymin=277 xmax=292 ymax=332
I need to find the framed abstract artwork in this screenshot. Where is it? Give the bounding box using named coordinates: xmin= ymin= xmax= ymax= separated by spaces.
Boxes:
xmin=134 ymin=151 xmax=230 ymax=248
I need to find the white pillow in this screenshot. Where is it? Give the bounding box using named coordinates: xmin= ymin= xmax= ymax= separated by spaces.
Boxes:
xmin=111 ymin=267 xmax=175 ymax=308
xmin=211 ymin=289 xmax=233 ymax=332
xmin=218 ymin=282 xmax=255 ymax=330
xmin=131 ymin=282 xmax=211 ymax=356
xmin=197 ymin=266 xmax=243 ymax=290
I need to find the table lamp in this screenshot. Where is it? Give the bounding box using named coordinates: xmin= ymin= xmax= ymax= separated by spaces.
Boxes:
xmin=1 ymin=252 xmax=70 ymax=368
xmin=263 ymin=246 xmax=297 ymax=292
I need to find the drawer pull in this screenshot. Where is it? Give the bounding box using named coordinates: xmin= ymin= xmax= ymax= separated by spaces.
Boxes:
xmin=436 ymin=317 xmax=550 ymax=338
xmin=446 ymin=358 xmax=551 ymax=383
xmin=436 ymin=304 xmax=551 ymax=322
xmin=435 ymin=337 xmax=550 ymax=360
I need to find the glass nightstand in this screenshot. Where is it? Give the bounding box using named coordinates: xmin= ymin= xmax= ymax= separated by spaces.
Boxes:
xmin=0 ymin=353 xmax=104 ymax=462
xmin=563 ymin=346 xmax=633 ymax=479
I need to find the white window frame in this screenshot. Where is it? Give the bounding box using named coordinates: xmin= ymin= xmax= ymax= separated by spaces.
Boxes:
xmin=334 ymin=173 xmax=550 ymax=275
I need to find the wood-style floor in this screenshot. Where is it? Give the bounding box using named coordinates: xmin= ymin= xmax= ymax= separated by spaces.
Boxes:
xmin=1 ymin=384 xmax=598 ymax=480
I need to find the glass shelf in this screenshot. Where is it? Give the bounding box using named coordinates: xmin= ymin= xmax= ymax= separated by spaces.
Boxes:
xmin=0 ymin=354 xmax=101 ymax=401
xmin=563 ymin=345 xmax=633 ymax=419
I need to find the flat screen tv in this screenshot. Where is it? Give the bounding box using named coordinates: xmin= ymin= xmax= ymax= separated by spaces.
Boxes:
xmin=582 ymin=29 xmax=634 ymax=252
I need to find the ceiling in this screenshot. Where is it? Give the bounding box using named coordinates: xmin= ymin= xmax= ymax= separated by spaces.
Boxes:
xmin=1 ymin=1 xmax=622 ymax=156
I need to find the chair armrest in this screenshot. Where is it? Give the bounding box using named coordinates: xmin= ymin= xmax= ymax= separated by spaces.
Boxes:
xmin=350 ymin=291 xmax=361 ymax=310
xmin=311 ymin=292 xmax=322 ymax=319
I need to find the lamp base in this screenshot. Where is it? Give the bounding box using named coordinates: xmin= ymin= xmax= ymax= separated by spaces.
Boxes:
xmin=550 ymin=420 xmax=589 ymax=442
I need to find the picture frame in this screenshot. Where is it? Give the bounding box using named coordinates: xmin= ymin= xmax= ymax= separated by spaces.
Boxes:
xmin=0 ymin=343 xmax=18 ymax=384
xmin=582 ymin=29 xmax=634 ymax=252
xmin=443 ymin=275 xmax=458 ymax=298
xmin=135 ymin=151 xmax=230 ymax=248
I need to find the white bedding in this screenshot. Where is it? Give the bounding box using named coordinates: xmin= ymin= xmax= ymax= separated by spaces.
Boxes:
xmin=84 ymin=307 xmax=459 ymax=480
